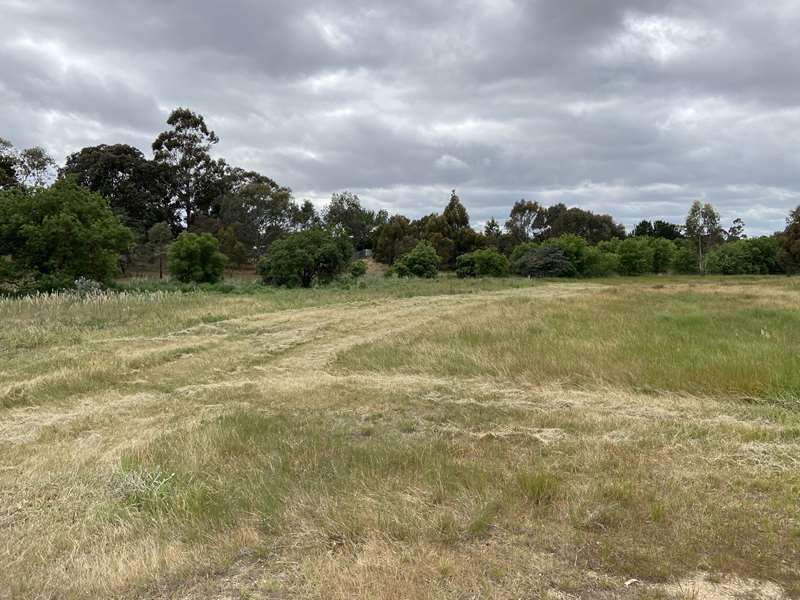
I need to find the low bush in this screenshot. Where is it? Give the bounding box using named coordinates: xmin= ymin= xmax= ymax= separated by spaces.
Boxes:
xmin=167 ymin=232 xmax=228 ymax=283
xmin=390 ymin=241 xmax=440 ymax=278
xmin=512 ymin=245 xmax=572 ymax=277
xmin=705 ymin=236 xmax=781 ymax=275
xmin=455 ymin=248 xmax=509 ymax=278
xmin=350 ymin=260 xmax=368 ymax=279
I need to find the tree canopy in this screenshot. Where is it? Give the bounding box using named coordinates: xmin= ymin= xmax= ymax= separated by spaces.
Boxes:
xmin=0 ymin=178 xmax=132 ymax=289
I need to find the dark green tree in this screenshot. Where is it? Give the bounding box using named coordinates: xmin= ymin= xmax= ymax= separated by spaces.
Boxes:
xmin=374 ymin=215 xmax=417 ymax=264
xmin=258 ymin=229 xmax=352 ymax=288
xmin=544 ymin=204 xmax=625 ymax=244
xmin=0 ymin=138 xmax=18 ymax=190
xmin=777 ymin=206 xmax=800 ymax=275
xmin=633 ymin=220 xmax=655 ymax=237
xmin=442 ymin=190 xmax=469 ymax=231
xmin=61 ymin=144 xmax=174 ymax=237
xmin=512 ymin=245 xmax=571 ymax=278
xmin=291 ymin=200 xmax=321 ymax=230
xmin=652 ymin=220 xmax=683 ymax=240
xmin=0 ymin=179 xmax=133 ymax=289
xmin=484 ymin=217 xmax=502 ymax=246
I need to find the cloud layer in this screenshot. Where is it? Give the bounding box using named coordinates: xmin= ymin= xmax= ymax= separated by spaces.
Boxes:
xmin=3 ymin=0 xmax=800 ymax=234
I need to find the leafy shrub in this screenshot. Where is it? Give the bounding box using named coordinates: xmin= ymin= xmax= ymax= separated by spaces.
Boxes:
xmin=167 ymin=232 xmax=228 ymax=283
xmin=616 ymin=237 xmax=655 ymax=276
xmin=390 ymin=240 xmax=440 ymax=278
xmin=547 ymin=234 xmax=592 ymax=277
xmin=671 ymin=239 xmax=699 ymax=274
xmin=585 ymin=246 xmax=620 ymax=277
xmin=512 ymin=245 xmax=571 ymax=277
xmin=705 ymin=237 xmax=781 ymax=275
xmin=258 ymin=228 xmax=353 ymax=288
xmin=650 ymin=237 xmax=676 ymax=273
xmin=350 ymin=260 xmax=368 ymax=279
xmin=455 ymin=248 xmax=509 ymax=278
xmin=509 ymin=241 xmax=539 ymax=266
xmin=0 ymin=179 xmax=133 ymax=290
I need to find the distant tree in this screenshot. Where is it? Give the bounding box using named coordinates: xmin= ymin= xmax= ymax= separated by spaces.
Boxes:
xmin=0 ymin=179 xmax=133 ymax=289
xmin=390 ymin=240 xmax=440 ymax=278
xmin=216 ymin=225 xmax=250 ymax=268
xmin=167 ymin=232 xmax=227 ymax=283
xmin=777 ymin=206 xmax=800 ymax=275
xmin=291 ymin=200 xmax=321 ymax=230
xmin=442 ymin=189 xmax=469 ymax=231
xmin=62 ymin=144 xmax=174 ymax=237
xmin=258 ymin=229 xmax=352 ymax=288
xmin=16 ymin=146 xmax=56 ymax=187
xmin=652 ymin=220 xmax=683 ymax=240
xmin=374 ymin=215 xmax=417 ymax=264
xmin=455 ymin=248 xmax=509 ymax=278
xmin=726 ymin=218 xmax=747 ymax=242
xmin=152 ymin=108 xmax=224 ymax=227
xmin=219 ymin=181 xmax=296 ymax=256
xmin=512 ymin=245 xmax=571 ymax=278
xmin=323 ymin=191 xmax=388 ymax=250
xmin=706 ymin=237 xmax=780 ymax=275
xmin=0 ymin=138 xmax=18 ymax=190
xmin=0 ymin=138 xmax=56 ymax=189
xmin=544 ymin=204 xmax=625 ymax=244
xmin=633 ymin=220 xmax=655 ymax=237
xmin=685 ymin=201 xmax=724 ymax=273
xmin=147 ymin=222 xmax=173 ymax=279
xmin=484 ymin=217 xmax=502 ymax=246
xmin=505 ymin=200 xmax=546 ymax=243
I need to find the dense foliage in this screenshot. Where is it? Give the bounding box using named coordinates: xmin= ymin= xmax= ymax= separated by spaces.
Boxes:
xmin=167 ymin=232 xmax=227 ymax=283
xmin=258 ymin=229 xmax=353 ymax=288
xmin=512 ymin=245 xmax=572 ymax=278
xmin=778 ymin=207 xmax=800 ymax=274
xmin=456 ymin=248 xmax=509 ymax=278
xmin=0 ymin=179 xmax=132 ymax=290
xmin=390 ymin=241 xmax=440 ymax=278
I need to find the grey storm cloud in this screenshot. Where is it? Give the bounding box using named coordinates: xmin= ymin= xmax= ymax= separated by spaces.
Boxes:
xmin=2 ymin=0 xmax=800 ymax=234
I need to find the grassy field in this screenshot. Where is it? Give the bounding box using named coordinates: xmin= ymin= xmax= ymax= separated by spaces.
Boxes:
xmin=1 ymin=275 xmax=799 ymax=599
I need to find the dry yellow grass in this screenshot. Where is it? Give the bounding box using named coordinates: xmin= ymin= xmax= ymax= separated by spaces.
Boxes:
xmin=1 ymin=276 xmax=798 ymax=599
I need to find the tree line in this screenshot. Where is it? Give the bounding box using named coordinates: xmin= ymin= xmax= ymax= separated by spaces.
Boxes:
xmin=1 ymin=107 xmax=799 ymax=291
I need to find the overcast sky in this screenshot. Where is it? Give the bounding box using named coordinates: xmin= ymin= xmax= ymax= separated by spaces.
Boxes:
xmin=3 ymin=1 xmax=800 ymax=234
